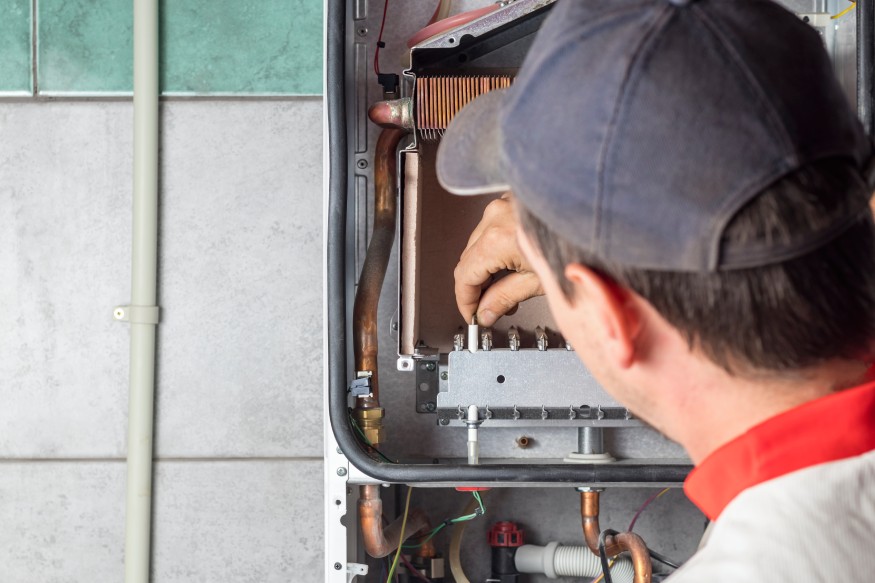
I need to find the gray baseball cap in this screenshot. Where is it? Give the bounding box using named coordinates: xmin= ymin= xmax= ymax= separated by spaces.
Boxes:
xmin=436 ymin=0 xmax=873 ymax=272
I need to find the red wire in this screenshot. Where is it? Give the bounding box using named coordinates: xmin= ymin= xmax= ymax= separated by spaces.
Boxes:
xmin=628 ymin=488 xmax=669 ymax=532
xmin=374 ymin=0 xmax=390 ymax=75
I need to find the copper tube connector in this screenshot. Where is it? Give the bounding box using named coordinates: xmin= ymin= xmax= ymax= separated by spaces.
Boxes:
xmin=352 ymin=128 xmax=406 ymax=403
xmin=368 ymin=98 xmax=415 ymax=129
xmin=358 ymin=485 xmax=430 ymax=558
xmin=581 ymin=490 xmax=652 ymax=583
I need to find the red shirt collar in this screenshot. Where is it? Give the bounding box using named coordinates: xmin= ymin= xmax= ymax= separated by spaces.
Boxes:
xmin=684 ymin=377 xmax=875 ymax=521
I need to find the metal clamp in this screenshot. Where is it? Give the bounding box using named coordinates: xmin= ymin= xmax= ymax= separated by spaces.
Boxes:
xmin=346 ymin=563 xmax=368 ymax=583
xmin=113 ymin=305 xmax=159 ymax=325
xmin=349 ymin=371 xmax=373 ymax=397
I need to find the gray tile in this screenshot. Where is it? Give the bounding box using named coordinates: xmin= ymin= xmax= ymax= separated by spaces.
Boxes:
xmin=0 ymin=462 xmax=126 ymax=582
xmin=0 ymin=460 xmax=324 ymax=583
xmin=0 ymin=100 xmax=324 ymax=458
xmin=0 ymin=103 xmax=133 ymax=458
xmin=152 ymin=460 xmax=324 ymax=583
xmin=154 ymin=100 xmax=324 ymax=458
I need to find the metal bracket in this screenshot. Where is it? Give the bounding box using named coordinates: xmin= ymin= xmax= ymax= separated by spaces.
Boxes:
xmin=347 ymin=563 xmax=368 ymax=583
xmin=112 ymin=305 xmax=159 ymax=325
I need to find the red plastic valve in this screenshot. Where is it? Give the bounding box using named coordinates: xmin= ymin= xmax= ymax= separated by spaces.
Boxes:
xmin=488 ymin=521 xmax=524 ymax=548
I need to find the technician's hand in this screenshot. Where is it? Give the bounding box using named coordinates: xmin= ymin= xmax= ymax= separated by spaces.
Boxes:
xmin=454 ymin=195 xmax=544 ymax=327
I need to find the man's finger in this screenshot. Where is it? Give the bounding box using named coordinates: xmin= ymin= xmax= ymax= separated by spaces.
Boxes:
xmin=476 ymin=271 xmax=544 ymax=327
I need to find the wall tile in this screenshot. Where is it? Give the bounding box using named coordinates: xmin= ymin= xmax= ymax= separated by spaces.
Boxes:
xmin=37 ymin=0 xmax=322 ymax=95
xmin=155 ymin=99 xmax=324 ymax=458
xmin=0 ymin=102 xmax=132 ymax=457
xmin=0 ymin=462 xmax=126 ymax=582
xmin=0 ymin=0 xmax=31 ymax=93
xmin=0 ymin=460 xmax=323 ymax=582
xmin=0 ymin=100 xmax=323 ymax=458
xmin=151 ymin=460 xmax=324 ymax=582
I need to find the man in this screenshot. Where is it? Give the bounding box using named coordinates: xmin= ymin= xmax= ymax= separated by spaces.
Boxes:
xmin=436 ymin=0 xmax=875 ymax=580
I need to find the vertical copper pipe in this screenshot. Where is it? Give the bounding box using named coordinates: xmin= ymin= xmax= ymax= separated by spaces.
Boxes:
xmin=352 ymin=128 xmax=405 ymax=403
xmin=581 ymin=491 xmax=653 ymax=583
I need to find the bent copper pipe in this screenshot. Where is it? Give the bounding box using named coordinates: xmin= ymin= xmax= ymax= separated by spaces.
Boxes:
xmin=358 ymin=484 xmax=431 ymax=558
xmin=352 ymin=128 xmax=406 ymax=402
xmin=368 ymin=98 xmax=414 ymax=130
xmin=581 ymin=491 xmax=652 ymax=583
xmin=581 ymin=491 xmax=621 ymax=556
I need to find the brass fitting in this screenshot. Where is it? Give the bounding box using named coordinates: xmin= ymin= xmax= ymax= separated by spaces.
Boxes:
xmin=354 ymin=400 xmax=385 ymax=447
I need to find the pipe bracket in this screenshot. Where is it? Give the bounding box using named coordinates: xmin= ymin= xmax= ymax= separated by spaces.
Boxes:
xmin=113 ymin=305 xmax=160 ymax=325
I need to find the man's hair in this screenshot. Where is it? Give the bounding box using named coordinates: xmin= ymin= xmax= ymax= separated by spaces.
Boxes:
xmin=517 ymin=157 xmax=875 ymax=374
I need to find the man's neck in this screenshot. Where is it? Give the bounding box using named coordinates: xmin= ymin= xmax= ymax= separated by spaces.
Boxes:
xmin=661 ymin=358 xmax=871 ymax=464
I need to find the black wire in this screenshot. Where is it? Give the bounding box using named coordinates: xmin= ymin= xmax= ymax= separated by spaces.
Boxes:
xmin=598 ymin=529 xmax=619 ymax=583
xmin=648 ymin=549 xmax=682 ymax=570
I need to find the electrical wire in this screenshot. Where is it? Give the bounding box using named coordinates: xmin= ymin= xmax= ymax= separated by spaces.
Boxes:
xmin=374 ymin=0 xmax=390 ymax=74
xmin=399 ymin=554 xmax=432 ymax=583
xmin=591 ymin=557 xmax=616 ymax=583
xmin=597 ymin=529 xmax=619 ymax=583
xmin=649 ymin=549 xmax=682 ymax=570
xmin=628 ymin=488 xmax=670 ymax=531
xmin=448 ymin=494 xmax=479 ymax=583
xmin=347 ymin=410 xmax=396 ymax=463
xmin=402 ymin=491 xmax=485 ymax=549
xmin=386 ymin=487 xmax=413 ymax=583
xmin=832 ymin=2 xmax=856 ymax=19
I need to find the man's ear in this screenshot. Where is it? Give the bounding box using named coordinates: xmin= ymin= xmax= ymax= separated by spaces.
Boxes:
xmin=564 ymin=263 xmax=642 ymax=368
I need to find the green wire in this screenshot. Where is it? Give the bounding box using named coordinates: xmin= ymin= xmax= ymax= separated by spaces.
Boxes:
xmin=347 ymin=410 xmax=396 ymax=464
xmin=402 ymin=491 xmax=486 ymax=549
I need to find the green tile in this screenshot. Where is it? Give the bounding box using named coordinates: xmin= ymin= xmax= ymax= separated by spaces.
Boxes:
xmin=38 ymin=0 xmax=322 ymax=95
xmin=0 ymin=0 xmax=32 ymax=93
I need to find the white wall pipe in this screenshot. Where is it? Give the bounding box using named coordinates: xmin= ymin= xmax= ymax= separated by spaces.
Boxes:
xmin=515 ymin=542 xmax=635 ymax=583
xmin=124 ymin=1 xmax=159 ymax=582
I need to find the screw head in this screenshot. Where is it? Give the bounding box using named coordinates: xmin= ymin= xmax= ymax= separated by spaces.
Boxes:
xmin=357 ymin=26 xmax=368 ymax=36
xmin=334 ymin=562 xmax=343 ymax=570
xmin=336 ymin=467 xmax=347 ymax=476
xmin=439 ymin=418 xmax=450 ymax=426
xmin=391 ymin=322 xmax=399 ymax=330
xmin=425 ymin=362 xmax=436 ymax=371
xmin=440 ymin=371 xmax=448 ymax=380
xmin=425 ymin=402 xmax=436 ymax=412
xmin=356 ymin=159 xmax=368 ymax=169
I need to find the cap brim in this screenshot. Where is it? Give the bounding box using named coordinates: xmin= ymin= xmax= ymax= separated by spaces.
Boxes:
xmin=436 ymin=89 xmax=511 ymax=196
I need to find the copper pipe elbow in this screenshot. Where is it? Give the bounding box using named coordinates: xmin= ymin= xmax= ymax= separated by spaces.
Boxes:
xmin=581 ymin=491 xmax=621 ymax=556
xmin=580 ymin=491 xmax=652 ymax=583
xmin=368 ymin=98 xmax=414 ymax=130
xmin=613 ymin=531 xmax=652 ymax=583
xmin=358 ymin=485 xmax=430 ymax=558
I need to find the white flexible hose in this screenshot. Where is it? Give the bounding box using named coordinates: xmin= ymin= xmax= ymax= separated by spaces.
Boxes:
xmin=515 ymin=543 xmax=635 ymax=582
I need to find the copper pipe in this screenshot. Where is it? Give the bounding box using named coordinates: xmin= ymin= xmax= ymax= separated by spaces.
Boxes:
xmin=613 ymin=532 xmax=652 ymax=583
xmin=358 ymin=484 xmax=431 ymax=558
xmin=581 ymin=490 xmax=621 ymax=556
xmin=352 ymin=128 xmax=405 ymax=406
xmin=368 ymin=98 xmax=414 ymax=130
xmin=581 ymin=491 xmax=652 ymax=583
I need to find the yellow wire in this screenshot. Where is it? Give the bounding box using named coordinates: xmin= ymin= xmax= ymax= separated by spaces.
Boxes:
xmin=832 ymin=2 xmax=856 ymax=19
xmin=386 ymin=487 xmax=413 ymax=583
xmin=592 ymin=558 xmax=616 ymax=583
